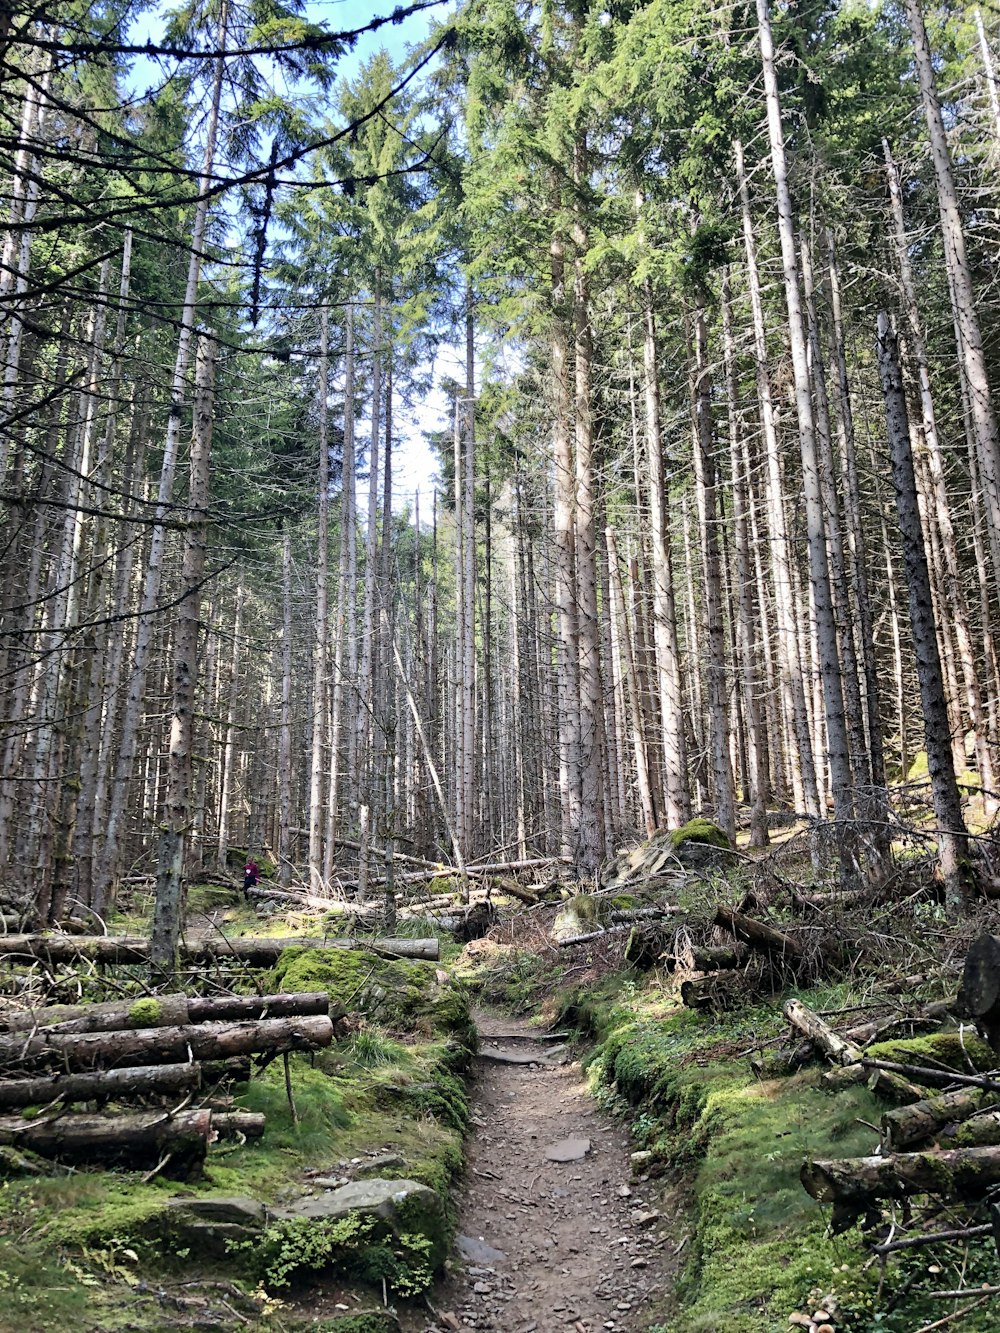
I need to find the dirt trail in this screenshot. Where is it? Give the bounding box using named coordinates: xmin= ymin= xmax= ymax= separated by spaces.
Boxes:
xmin=407 ymin=1010 xmax=676 ymax=1333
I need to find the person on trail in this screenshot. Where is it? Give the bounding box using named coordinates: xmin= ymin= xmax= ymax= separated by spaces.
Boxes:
xmin=243 ymin=857 xmax=260 ymax=895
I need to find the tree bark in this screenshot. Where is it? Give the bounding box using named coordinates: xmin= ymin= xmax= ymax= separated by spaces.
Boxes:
xmin=0 ymin=1062 xmax=204 ymax=1109
xmin=151 ymin=334 xmax=215 ymax=975
xmin=875 ymin=312 xmax=973 ymax=915
xmin=0 ymin=934 xmax=438 ymax=966
xmin=0 ymin=1015 xmax=334 ymax=1074
xmin=0 ymin=1108 xmax=213 ymax=1173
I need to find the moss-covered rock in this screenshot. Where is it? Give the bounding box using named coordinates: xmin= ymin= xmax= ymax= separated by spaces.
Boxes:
xmin=271 ymin=946 xmax=476 ymax=1052
xmin=241 ymin=1179 xmax=446 ymax=1295
xmin=669 ymin=818 xmax=732 ymax=852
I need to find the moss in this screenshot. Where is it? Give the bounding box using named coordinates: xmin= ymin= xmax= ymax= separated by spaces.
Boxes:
xmin=669 ymin=818 xmax=732 ymax=851
xmin=126 ymin=997 xmax=162 ymax=1027
xmin=866 ymin=1030 xmax=996 ymax=1074
xmin=271 ymin=947 xmax=476 ymax=1051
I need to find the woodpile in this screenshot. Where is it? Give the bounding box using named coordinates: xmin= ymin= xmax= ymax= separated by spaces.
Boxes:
xmin=0 ymin=989 xmax=335 ymax=1173
xmin=792 ymin=933 xmax=1000 ymax=1270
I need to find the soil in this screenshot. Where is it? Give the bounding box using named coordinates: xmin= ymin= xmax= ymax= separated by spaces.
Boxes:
xmin=402 ymin=1009 xmax=679 ymax=1333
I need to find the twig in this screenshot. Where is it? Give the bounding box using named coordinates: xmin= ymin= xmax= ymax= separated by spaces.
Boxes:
xmin=282 ymin=1052 xmax=298 ymax=1125
xmin=928 ymin=1286 xmax=1000 ymax=1299
xmin=912 ymin=1295 xmax=990 ymax=1332
xmin=872 ymin=1224 xmax=993 ymax=1255
xmin=141 ymin=1151 xmax=174 ymax=1183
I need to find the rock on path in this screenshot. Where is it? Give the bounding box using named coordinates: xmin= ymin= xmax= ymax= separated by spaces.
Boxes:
xmin=404 ymin=1010 xmax=674 ymax=1333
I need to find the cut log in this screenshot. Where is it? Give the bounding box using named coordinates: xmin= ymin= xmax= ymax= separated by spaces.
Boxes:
xmin=210 ymin=1111 xmax=266 ymax=1141
xmin=0 ymin=1108 xmax=212 ymax=1174
xmin=715 ymin=906 xmax=803 ymax=960
xmin=786 ymin=999 xmax=923 ymax=1102
xmin=942 ymin=1109 xmax=1000 ymax=1149
xmin=0 ymin=993 xmax=191 ymax=1033
xmin=556 ymin=925 xmax=629 ymax=948
xmin=881 ymin=1088 xmax=992 ymax=1153
xmin=801 ymin=1144 xmax=1000 ymax=1233
xmin=186 ymin=992 xmax=334 ymax=1023
xmin=664 ymin=945 xmax=741 ymax=973
xmin=200 ymin=1058 xmax=252 ymax=1084
xmin=962 ymin=935 xmax=1000 ymax=1017
xmin=784 ymin=998 xmax=862 ymax=1065
xmin=749 ymin=1041 xmax=815 ymax=1080
xmin=861 ymin=1058 xmax=1000 ymax=1093
xmin=0 ymin=1014 xmax=334 ymax=1075
xmin=610 ymin=907 xmax=678 ymax=923
xmin=0 ymin=992 xmax=334 ymax=1035
xmin=623 ymin=926 xmax=669 ymax=970
xmin=681 ymin=971 xmax=746 ymax=1012
xmin=0 ymin=1062 xmax=204 ymax=1110
xmin=0 ymin=934 xmax=439 ymax=966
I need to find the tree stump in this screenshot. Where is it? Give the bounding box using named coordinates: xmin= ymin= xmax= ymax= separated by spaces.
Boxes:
xmin=962 ymin=935 xmax=1000 ymax=1051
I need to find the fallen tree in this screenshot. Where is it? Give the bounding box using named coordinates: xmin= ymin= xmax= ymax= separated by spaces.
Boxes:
xmin=0 ymin=1014 xmax=334 ymax=1075
xmin=784 ymin=999 xmax=923 ymax=1102
xmin=881 ymin=1088 xmax=993 ymax=1153
xmin=0 ymin=934 xmax=439 ymax=966
xmin=0 ymin=991 xmax=334 ymax=1034
xmin=0 ymin=1062 xmax=202 ymax=1110
xmin=715 ymin=906 xmax=803 ymax=961
xmin=0 ymin=1108 xmax=213 ymax=1174
xmin=801 ymin=1144 xmax=1000 ymax=1233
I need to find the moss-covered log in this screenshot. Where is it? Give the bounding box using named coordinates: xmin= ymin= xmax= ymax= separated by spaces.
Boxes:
xmin=940 ymin=1109 xmax=1000 ymax=1149
xmin=787 ymin=999 xmax=923 ymax=1102
xmin=0 ymin=992 xmax=334 ymax=1035
xmin=0 ymin=1108 xmax=212 ymax=1173
xmin=0 ymin=935 xmax=439 ymax=966
xmin=801 ymin=1144 xmax=1000 ymax=1226
xmin=664 ymin=945 xmax=742 ymax=973
xmin=0 ymin=1014 xmax=333 ymax=1075
xmin=881 ymin=1088 xmax=991 ymax=1152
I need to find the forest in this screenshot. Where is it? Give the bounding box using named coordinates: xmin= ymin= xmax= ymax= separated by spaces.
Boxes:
xmin=7 ymin=0 xmax=1000 ymax=930
xmin=7 ymin=0 xmax=1000 ymax=1330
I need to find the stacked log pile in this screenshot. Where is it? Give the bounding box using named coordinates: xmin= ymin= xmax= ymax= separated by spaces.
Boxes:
xmin=791 ymin=933 xmax=1000 ymax=1292
xmin=0 ymin=987 xmax=335 ymax=1175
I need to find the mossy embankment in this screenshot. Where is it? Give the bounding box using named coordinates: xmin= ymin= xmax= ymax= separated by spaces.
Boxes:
xmin=0 ymin=903 xmax=476 ymax=1333
xmin=461 ymin=938 xmax=997 ymax=1333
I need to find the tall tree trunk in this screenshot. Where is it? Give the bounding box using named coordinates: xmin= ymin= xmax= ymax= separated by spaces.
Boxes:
xmin=755 ymin=0 xmax=857 ymax=878
xmin=903 ymin=0 xmax=1000 ymax=584
xmin=278 ymin=527 xmax=294 ymax=887
xmin=734 ymin=138 xmax=818 ymax=818
xmin=691 ymin=304 xmax=736 ymax=841
xmin=92 ymin=8 xmax=227 ymax=916
xmin=550 ymin=223 xmax=582 ymax=859
xmin=883 ymin=141 xmax=996 ymax=808
xmin=638 ymin=260 xmax=689 ymax=825
xmin=571 ymin=142 xmax=606 ymax=876
xmin=875 ymin=314 xmax=974 ymax=915
xmin=326 ymin=304 xmax=358 ymax=876
xmin=308 ymin=308 xmax=330 ymax=893
xmin=151 ymin=334 xmax=215 ymax=974
xmin=721 ymin=270 xmax=769 ymax=846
